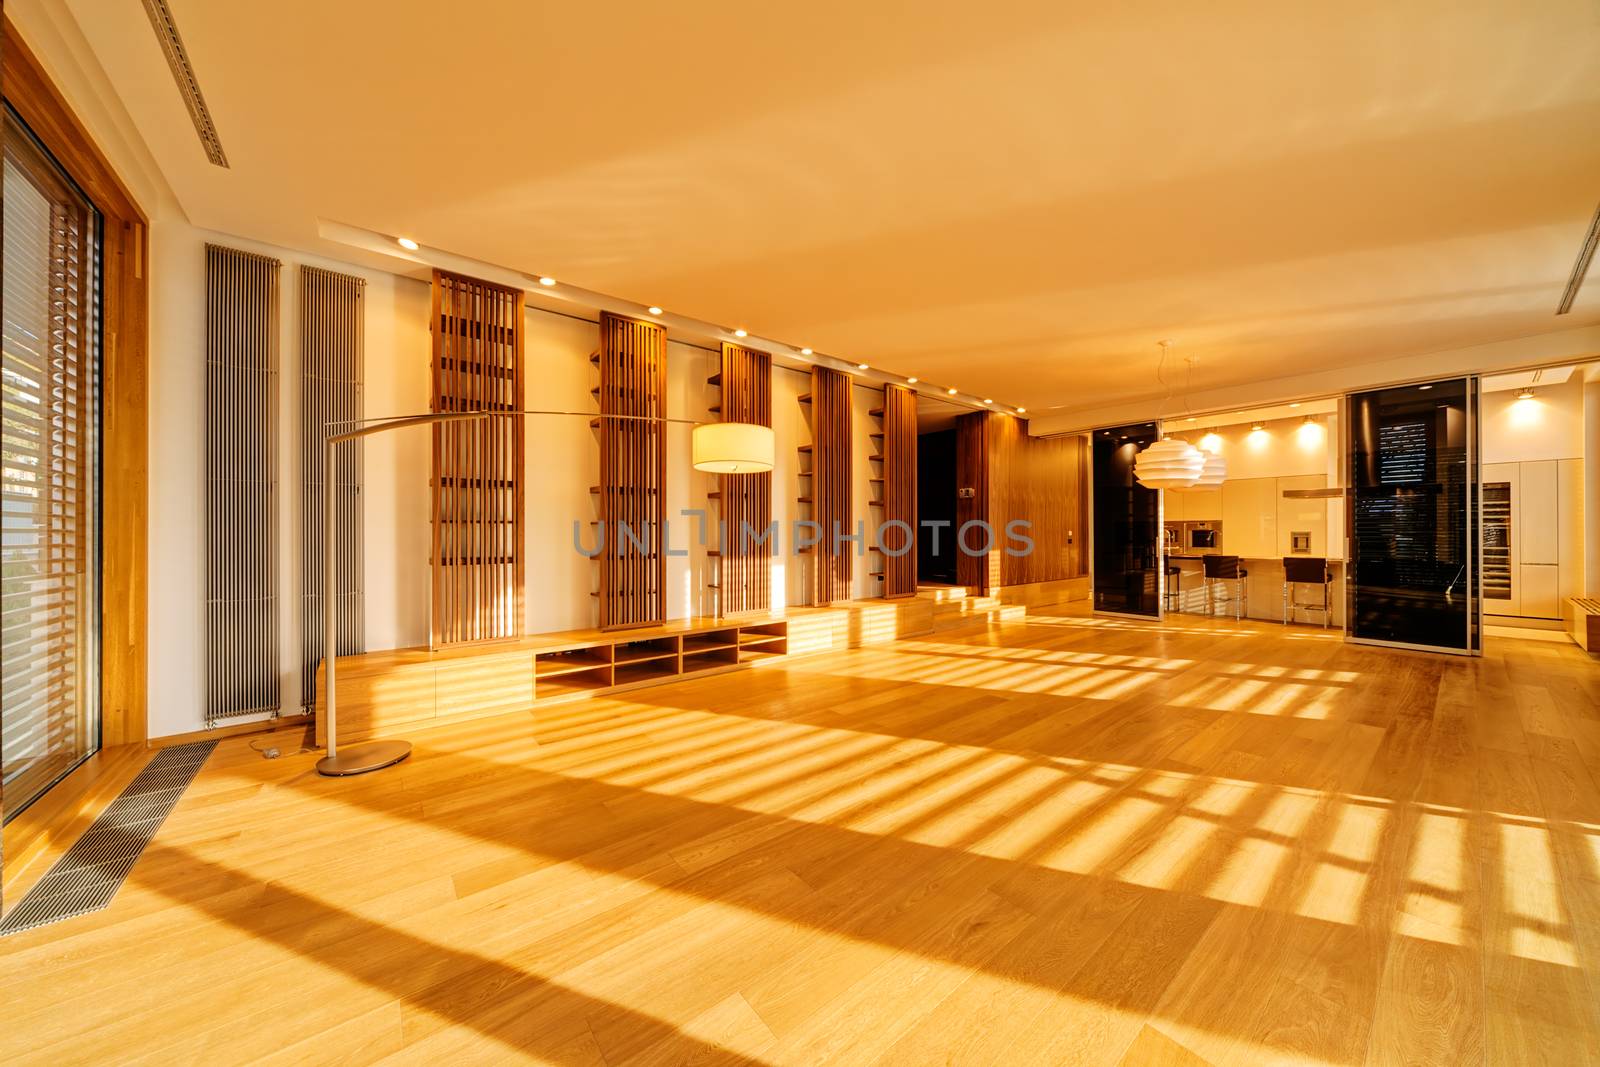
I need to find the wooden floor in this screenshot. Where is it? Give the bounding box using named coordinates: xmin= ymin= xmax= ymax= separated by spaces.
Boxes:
xmin=4 ymin=604 xmax=1600 ymax=1065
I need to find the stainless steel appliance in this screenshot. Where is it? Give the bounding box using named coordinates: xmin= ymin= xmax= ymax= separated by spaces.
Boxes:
xmin=1184 ymin=521 xmax=1220 ymax=552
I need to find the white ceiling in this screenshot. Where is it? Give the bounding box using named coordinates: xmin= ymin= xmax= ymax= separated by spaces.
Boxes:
xmin=56 ymin=0 xmax=1600 ymax=417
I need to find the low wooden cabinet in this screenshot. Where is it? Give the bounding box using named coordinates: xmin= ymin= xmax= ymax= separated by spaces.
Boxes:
xmin=315 ymin=616 xmax=815 ymax=745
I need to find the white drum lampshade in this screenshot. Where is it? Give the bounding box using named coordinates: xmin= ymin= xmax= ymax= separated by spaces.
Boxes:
xmin=692 ymin=421 xmax=775 ymax=473
xmin=1133 ymin=436 xmax=1205 ymax=490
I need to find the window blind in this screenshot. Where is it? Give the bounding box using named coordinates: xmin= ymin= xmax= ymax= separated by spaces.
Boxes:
xmin=2 ymin=108 xmax=102 ymax=819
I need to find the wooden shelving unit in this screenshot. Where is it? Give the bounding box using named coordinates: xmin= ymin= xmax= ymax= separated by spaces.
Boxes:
xmin=865 ymin=389 xmax=886 ymax=587
xmin=524 ymin=619 xmax=795 ymax=705
xmin=879 ymin=383 xmax=919 ymax=599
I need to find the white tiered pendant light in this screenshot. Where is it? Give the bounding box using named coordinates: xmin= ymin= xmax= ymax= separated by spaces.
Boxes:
xmin=1191 ymin=443 xmax=1226 ymax=488
xmin=1134 ymin=435 xmax=1206 ymax=489
xmin=1133 ymin=340 xmax=1207 ymax=490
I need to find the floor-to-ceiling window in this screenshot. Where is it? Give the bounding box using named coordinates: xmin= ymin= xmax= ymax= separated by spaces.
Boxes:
xmin=2 ymin=104 xmax=102 ymax=818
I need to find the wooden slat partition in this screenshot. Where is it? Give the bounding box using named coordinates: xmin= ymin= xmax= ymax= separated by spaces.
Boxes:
xmin=881 ymin=383 xmax=918 ymax=598
xmin=429 ymin=269 xmax=525 ymax=647
xmin=299 ymin=266 xmax=365 ymax=709
xmin=204 ymin=244 xmax=281 ymax=722
xmin=811 ymin=367 xmax=853 ymax=605
xmin=597 ymin=312 xmax=667 ymax=630
xmin=717 ymin=342 xmax=772 ymax=615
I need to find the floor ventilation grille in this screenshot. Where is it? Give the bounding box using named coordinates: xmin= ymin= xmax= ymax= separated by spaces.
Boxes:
xmin=0 ymin=741 xmax=217 ymax=936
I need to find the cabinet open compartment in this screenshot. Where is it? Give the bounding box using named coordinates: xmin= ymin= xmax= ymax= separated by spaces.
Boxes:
xmin=613 ymin=636 xmax=679 ymax=664
xmin=681 ymin=627 xmax=739 ymax=654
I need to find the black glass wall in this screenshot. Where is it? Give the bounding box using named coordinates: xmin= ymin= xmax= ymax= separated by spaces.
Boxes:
xmin=1348 ymin=378 xmax=1477 ymax=651
xmin=1092 ymin=423 xmax=1160 ymax=617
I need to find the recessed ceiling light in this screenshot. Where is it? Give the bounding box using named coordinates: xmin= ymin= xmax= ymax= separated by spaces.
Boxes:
xmin=1418 ymin=384 xmax=1433 ymax=390
xmin=1016 ymin=407 xmax=1026 ymax=413
xmin=907 ymin=376 xmax=918 ymax=384
xmin=647 ymin=306 xmax=662 ymax=316
xmin=1515 ymin=387 xmax=1535 ymax=400
xmin=800 ymin=347 xmax=812 ymax=355
xmin=1289 ymin=402 xmax=1301 ymax=408
xmin=857 ymin=363 xmax=869 ymax=371
xmin=983 ymin=398 xmax=993 ymax=404
xmin=538 ymin=276 xmax=556 ymax=287
xmin=1251 ymin=423 xmax=1266 ymax=432
xmin=734 ymin=329 xmax=747 ymax=338
xmin=946 ymin=388 xmax=958 ymax=395
xmin=1186 ymin=417 xmax=1196 ymax=422
xmin=396 ymin=236 xmax=419 ymax=251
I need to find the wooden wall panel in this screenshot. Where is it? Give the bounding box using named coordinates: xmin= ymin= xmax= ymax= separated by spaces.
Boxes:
xmin=811 ymin=367 xmax=853 ymax=605
xmin=597 ymin=312 xmax=667 ymax=630
xmin=881 ymin=384 xmax=918 ymax=598
xmin=955 ymin=412 xmax=1088 ymax=593
xmin=429 ymin=269 xmax=524 ymax=647
xmin=716 ymin=343 xmax=772 ymax=615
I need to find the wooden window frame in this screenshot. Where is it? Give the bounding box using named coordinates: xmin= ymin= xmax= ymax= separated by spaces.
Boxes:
xmin=2 ymin=16 xmax=150 ymax=855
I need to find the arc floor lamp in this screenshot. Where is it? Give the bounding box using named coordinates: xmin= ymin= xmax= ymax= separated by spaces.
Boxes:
xmin=315 ymin=410 xmax=775 ymax=777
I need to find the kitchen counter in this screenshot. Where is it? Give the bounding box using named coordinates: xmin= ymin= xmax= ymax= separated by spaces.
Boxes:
xmin=1164 ymin=554 xmax=1346 ymax=625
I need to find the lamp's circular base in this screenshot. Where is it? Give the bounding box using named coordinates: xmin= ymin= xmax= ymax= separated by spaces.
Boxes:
xmin=316 ymin=740 xmax=412 ymax=777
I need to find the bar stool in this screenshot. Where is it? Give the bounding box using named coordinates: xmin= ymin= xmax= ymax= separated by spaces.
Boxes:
xmin=1202 ymin=555 xmax=1248 ymax=620
xmin=1164 ymin=563 xmax=1183 ymax=612
xmin=1283 ymin=556 xmax=1333 ymax=628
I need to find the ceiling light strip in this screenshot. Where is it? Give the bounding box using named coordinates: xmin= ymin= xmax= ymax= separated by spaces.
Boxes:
xmin=139 ymin=0 xmax=229 ymax=168
xmin=1557 ymin=200 xmax=1600 ymax=315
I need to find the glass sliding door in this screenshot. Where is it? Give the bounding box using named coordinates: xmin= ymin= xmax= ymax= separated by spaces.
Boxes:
xmin=1091 ymin=422 xmax=1161 ymax=617
xmin=1346 ymin=377 xmax=1478 ymax=653
xmin=2 ymin=105 xmax=103 ymax=818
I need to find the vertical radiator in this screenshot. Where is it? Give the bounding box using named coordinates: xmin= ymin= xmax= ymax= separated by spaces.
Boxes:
xmin=300 ymin=266 xmax=365 ymax=710
xmin=205 ymin=244 xmax=281 ymax=724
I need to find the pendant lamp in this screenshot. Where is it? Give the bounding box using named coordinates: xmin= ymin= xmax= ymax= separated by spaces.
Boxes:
xmin=1134 ymin=435 xmax=1205 ymax=489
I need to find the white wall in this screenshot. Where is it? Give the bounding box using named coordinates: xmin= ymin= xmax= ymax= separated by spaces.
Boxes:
xmin=1482 ymin=379 xmax=1585 ymax=464
xmin=1171 ymin=413 xmax=1334 ymax=481
xmin=147 ymin=219 xmax=433 ymax=740
xmin=147 ymin=223 xmax=831 ymax=739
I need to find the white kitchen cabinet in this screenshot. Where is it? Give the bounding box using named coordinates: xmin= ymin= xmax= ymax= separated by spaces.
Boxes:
xmin=1519 ymin=460 xmax=1558 ymax=566
xmin=1221 ymin=478 xmax=1277 ymax=558
xmin=1520 ymin=563 xmax=1559 ymax=619
xmin=1184 ymin=488 xmax=1222 ymax=521
xmin=1558 ymin=459 xmax=1584 ymax=604
xmin=1276 ymin=475 xmax=1328 ymax=557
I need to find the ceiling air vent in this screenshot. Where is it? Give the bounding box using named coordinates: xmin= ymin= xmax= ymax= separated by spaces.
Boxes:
xmin=1556 ymin=200 xmax=1600 ymax=315
xmin=140 ymin=0 xmax=229 ymax=168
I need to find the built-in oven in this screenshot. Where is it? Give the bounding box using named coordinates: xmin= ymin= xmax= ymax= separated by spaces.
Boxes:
xmin=1185 ymin=521 xmax=1220 ymax=552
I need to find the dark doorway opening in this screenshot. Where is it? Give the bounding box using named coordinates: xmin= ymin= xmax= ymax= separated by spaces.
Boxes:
xmin=917 ymin=428 xmax=958 ymax=585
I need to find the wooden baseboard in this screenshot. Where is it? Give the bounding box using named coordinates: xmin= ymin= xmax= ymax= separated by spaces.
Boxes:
xmin=148 ymin=713 xmax=312 ymax=750
xmin=993 ymin=576 xmax=1091 ymax=607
